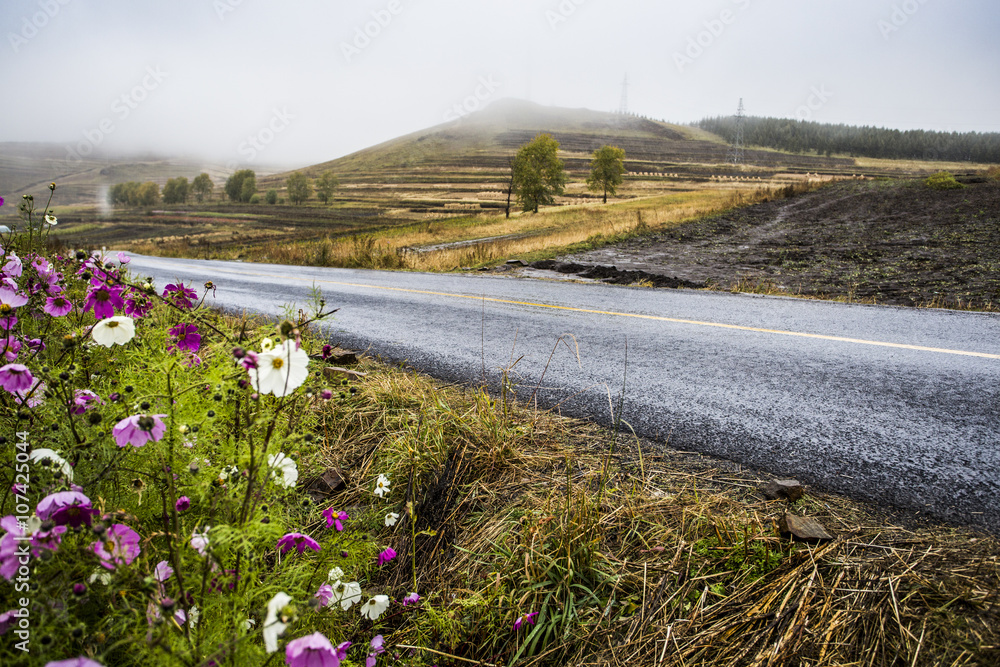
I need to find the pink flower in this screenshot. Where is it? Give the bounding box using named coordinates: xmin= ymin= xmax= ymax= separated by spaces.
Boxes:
xmin=277 ymin=532 xmax=321 ymax=555
xmin=43 ymin=658 xmax=105 ymax=667
xmin=175 ymin=496 xmax=191 ymax=512
xmin=3 ymin=253 xmax=22 ymax=278
xmin=377 ymin=547 xmax=396 ymax=567
xmin=163 ymin=282 xmax=198 ymax=309
xmin=13 ymin=379 xmax=44 ymax=408
xmin=43 ymin=294 xmax=73 ymax=317
xmin=91 ymin=523 xmax=141 ymax=570
xmin=365 ymin=635 xmax=386 ymax=667
xmin=285 ymin=632 xmax=341 ymax=667
xmin=36 ymin=491 xmax=97 ymax=528
xmin=315 ymin=584 xmax=334 ymax=607
xmin=112 ymin=413 xmax=167 ymax=448
xmin=70 ymin=389 xmax=103 ymax=415
xmin=1 ymin=338 xmax=20 ymax=362
xmin=0 ymin=516 xmax=28 ymax=580
xmin=513 ymin=611 xmax=538 ymax=631
xmin=167 ymin=323 xmax=201 ymax=353
xmin=0 ymin=287 xmax=28 ymax=309
xmin=323 ymin=508 xmax=348 ymax=531
xmin=0 ymin=608 xmax=20 ymax=635
xmin=30 ymin=523 xmax=67 ymax=556
xmin=117 ymin=252 xmax=131 ymax=265
xmin=402 ymin=592 xmax=420 ymax=606
xmin=83 ymin=283 xmax=125 ymax=319
xmin=239 ymin=350 xmax=259 ymax=370
xmin=0 ymin=364 xmax=33 ymax=394
xmin=154 ymin=560 xmax=174 ymax=582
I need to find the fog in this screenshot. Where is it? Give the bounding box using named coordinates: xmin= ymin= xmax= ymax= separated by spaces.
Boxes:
xmin=2 ymin=0 xmax=998 ymax=169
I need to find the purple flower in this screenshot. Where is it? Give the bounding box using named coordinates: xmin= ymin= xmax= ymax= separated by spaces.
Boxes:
xmin=43 ymin=294 xmax=73 ymax=317
xmin=36 ymin=491 xmax=97 ymax=528
xmin=513 ymin=611 xmax=538 ymax=631
xmin=112 ymin=413 xmax=167 ymax=448
xmin=402 ymin=592 xmax=420 ymax=606
xmin=0 ymin=364 xmax=34 ymax=394
xmin=175 ymin=496 xmax=191 ymax=512
xmin=365 ymin=635 xmax=386 ymax=667
xmin=91 ymin=523 xmax=141 ymax=570
xmin=163 ymin=282 xmax=198 ymax=310
xmin=285 ymin=632 xmax=341 ymax=667
xmin=239 ymin=350 xmax=258 ymax=370
xmin=167 ymin=323 xmax=201 ymax=353
xmin=154 ymin=560 xmax=174 ymax=582
xmin=43 ymin=658 xmax=105 ymax=667
xmin=315 ymin=584 xmax=334 ymax=607
xmin=323 ymin=508 xmax=348 ymax=531
xmin=117 ymin=252 xmax=131 ymax=265
xmin=0 ymin=608 xmax=21 ymax=635
xmin=70 ymin=389 xmax=104 ymax=415
xmin=0 ymin=516 xmax=28 ymax=580
xmin=320 ymin=389 xmax=333 ymax=400
xmin=123 ymin=291 xmax=153 ymax=318
xmin=277 ymin=532 xmax=321 ymax=555
xmin=1 ymin=338 xmax=20 ymax=362
xmin=377 ymin=547 xmax=397 ymax=567
xmin=82 ymin=283 xmax=124 ymax=319
xmin=0 ymin=287 xmax=28 ymax=309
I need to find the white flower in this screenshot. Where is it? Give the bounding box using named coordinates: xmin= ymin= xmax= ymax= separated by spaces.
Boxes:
xmin=91 ymin=316 xmax=136 ymax=347
xmin=327 ymin=567 xmax=344 ymax=582
xmin=243 ymin=618 xmax=256 ymax=631
xmin=267 ymin=452 xmax=298 ymax=489
xmin=360 ymin=594 xmax=390 ymax=621
xmin=248 ymin=339 xmax=310 ymax=397
xmin=28 ymin=448 xmax=73 ymax=481
xmin=44 ymin=214 xmax=57 ymax=226
xmin=385 ymin=512 xmax=399 ymax=527
xmin=190 ymin=527 xmax=210 ymax=556
xmin=374 ymin=474 xmax=390 ymax=498
xmin=263 ymin=592 xmax=293 ymax=653
xmin=330 ymin=580 xmax=362 ymax=610
xmin=89 ymin=568 xmax=112 ymax=585
xmin=260 ymin=338 xmax=274 ymax=352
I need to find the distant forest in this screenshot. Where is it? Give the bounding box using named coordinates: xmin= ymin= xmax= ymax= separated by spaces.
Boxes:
xmin=695 ymin=116 xmax=1000 ymax=164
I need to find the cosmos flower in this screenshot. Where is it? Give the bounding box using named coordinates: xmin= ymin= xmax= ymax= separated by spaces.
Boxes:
xmin=315 ymin=584 xmax=335 ymax=608
xmin=83 ymin=283 xmax=125 ymax=319
xmin=154 ymin=561 xmax=174 ymax=583
xmin=384 ymin=512 xmax=399 ymax=527
xmin=263 ymin=592 xmax=293 ymax=654
xmin=91 ymin=316 xmax=135 ymax=347
xmin=91 ymin=523 xmax=141 ymax=570
xmin=0 ymin=364 xmax=33 ymax=394
xmin=0 ymin=287 xmax=28 ymax=309
xmin=70 ymin=389 xmax=104 ymax=415
xmin=323 ymin=508 xmax=348 ymax=531
xmin=175 ymin=496 xmax=191 ymax=512
xmin=112 ymin=413 xmax=167 ymax=448
xmin=190 ymin=527 xmax=210 ymax=556
xmin=44 ymin=214 xmax=57 ymax=225
xmin=167 ymin=323 xmax=201 ymax=353
xmin=36 ymin=491 xmax=97 ymax=528
xmin=277 ymin=533 xmax=321 ymax=555
xmin=43 ymin=294 xmax=73 ymax=317
xmin=123 ymin=290 xmax=153 ymax=318
xmin=162 ymin=282 xmax=198 ymax=310
xmin=248 ymin=339 xmax=310 ymax=397
xmin=373 ymin=474 xmax=390 ymax=498
xmin=513 ymin=611 xmax=539 ymax=631
xmin=377 ymin=547 xmax=396 ymax=567
xmin=29 ymin=449 xmax=73 ymax=480
xmin=329 ymin=580 xmax=362 ymax=611
xmin=359 ymin=595 xmax=390 ymax=621
xmin=268 ymin=452 xmax=298 ymax=488
xmin=402 ymin=592 xmax=420 ymax=606
xmin=365 ymin=634 xmax=386 ymax=667
xmin=285 ymin=632 xmax=341 ymax=667
xmin=42 ymin=658 xmax=105 ymax=667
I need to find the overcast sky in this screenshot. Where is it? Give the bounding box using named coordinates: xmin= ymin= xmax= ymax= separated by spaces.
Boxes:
xmin=2 ymin=0 xmax=998 ymax=168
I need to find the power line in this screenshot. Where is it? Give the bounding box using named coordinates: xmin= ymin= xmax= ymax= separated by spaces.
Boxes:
xmin=727 ymin=98 xmax=746 ymax=165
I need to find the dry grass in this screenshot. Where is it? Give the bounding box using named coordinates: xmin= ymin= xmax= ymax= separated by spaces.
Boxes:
xmin=313 ymin=354 xmax=999 ymax=666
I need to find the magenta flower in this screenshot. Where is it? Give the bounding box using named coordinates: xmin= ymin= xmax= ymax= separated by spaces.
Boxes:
xmin=82 ymin=283 xmax=124 ymax=319
xmin=70 ymin=389 xmax=104 ymax=415
xmin=365 ymin=635 xmax=386 ymax=667
xmin=117 ymin=252 xmax=131 ymax=265
xmin=323 ymin=508 xmax=349 ymax=531
xmin=43 ymin=294 xmax=73 ymax=317
xmin=315 ymin=583 xmax=334 ymax=607
xmin=0 ymin=516 xmax=28 ymax=580
xmin=124 ymin=291 xmax=153 ymax=318
xmin=154 ymin=560 xmax=174 ymax=582
xmin=0 ymin=364 xmax=33 ymax=394
xmin=167 ymin=323 xmax=201 ymax=353
xmin=163 ymin=282 xmax=198 ymax=309
xmin=0 ymin=608 xmax=20 ymax=635
xmin=31 ymin=523 xmax=67 ymax=557
xmin=239 ymin=350 xmax=259 ymax=370
xmin=377 ymin=547 xmax=397 ymax=567
xmin=91 ymin=523 xmax=141 ymax=570
xmin=3 ymin=253 xmax=22 ymax=278
xmin=285 ymin=632 xmax=341 ymax=667
xmin=112 ymin=413 xmax=167 ymax=448
xmin=402 ymin=592 xmax=420 ymax=606
xmin=0 ymin=287 xmax=28 ymax=309
xmin=1 ymin=338 xmax=20 ymax=362
xmin=175 ymin=496 xmax=191 ymax=512
xmin=513 ymin=611 xmax=539 ymax=631
xmin=36 ymin=491 xmax=97 ymax=528
xmin=43 ymin=657 xmax=105 ymax=667
xmin=277 ymin=532 xmax=321 ymax=555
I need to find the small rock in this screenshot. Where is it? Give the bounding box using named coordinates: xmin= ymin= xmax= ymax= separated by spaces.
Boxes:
xmin=779 ymin=513 xmax=835 ymax=542
xmin=505 ymin=259 xmax=528 ymax=266
xmin=306 ymin=467 xmax=348 ymax=498
xmin=761 ymin=479 xmax=805 ymax=501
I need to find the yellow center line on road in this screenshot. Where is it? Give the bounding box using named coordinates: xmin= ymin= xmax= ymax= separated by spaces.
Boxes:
xmin=155 ymin=261 xmax=1000 ymax=360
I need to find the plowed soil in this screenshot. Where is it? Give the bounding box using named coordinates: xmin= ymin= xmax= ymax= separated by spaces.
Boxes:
xmin=559 ymin=177 xmax=1000 ymax=308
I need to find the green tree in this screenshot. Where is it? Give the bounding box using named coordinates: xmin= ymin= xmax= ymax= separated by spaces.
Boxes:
xmin=285 ymin=172 xmax=312 ymax=205
xmin=162 ymin=177 xmax=190 ymax=205
xmin=265 ymin=189 xmax=278 ymax=205
xmin=315 ymin=171 xmax=339 ymax=204
xmin=138 ymin=181 xmax=160 ymax=207
xmin=586 ymin=145 xmax=626 ymax=204
xmin=192 ymin=173 xmax=214 ymax=202
xmin=512 ymin=133 xmax=566 ymax=213
xmin=225 ymin=169 xmax=257 ymax=203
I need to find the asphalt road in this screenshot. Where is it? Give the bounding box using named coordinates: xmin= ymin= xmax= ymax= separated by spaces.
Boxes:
xmin=127 ymin=254 xmax=1000 ymax=533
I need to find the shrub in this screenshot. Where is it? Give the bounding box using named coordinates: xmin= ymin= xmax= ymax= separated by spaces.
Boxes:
xmin=987 ymin=165 xmax=1000 ymax=181
xmin=924 ymin=171 xmax=965 ymax=190
xmin=265 ymin=189 xmax=278 ymax=205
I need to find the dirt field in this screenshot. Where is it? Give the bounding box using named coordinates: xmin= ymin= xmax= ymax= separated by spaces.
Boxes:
xmin=552 ymin=177 xmax=1000 ymax=309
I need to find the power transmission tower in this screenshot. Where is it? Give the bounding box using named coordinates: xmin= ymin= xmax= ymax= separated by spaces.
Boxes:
xmin=727 ymin=98 xmax=746 ymax=165
xmin=618 ymin=74 xmax=629 ymax=116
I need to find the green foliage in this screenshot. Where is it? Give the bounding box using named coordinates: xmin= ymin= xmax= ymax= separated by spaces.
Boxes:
xmin=285 ymin=172 xmax=312 ymax=205
xmin=925 ymin=171 xmax=965 ymax=190
xmin=138 ymin=181 xmax=160 ymax=207
xmin=191 ymin=173 xmax=213 ymax=202
xmin=108 ymin=181 xmax=161 ymax=208
xmin=225 ymin=169 xmax=257 ymax=203
xmin=315 ymin=171 xmax=340 ymax=204
xmin=162 ymin=176 xmax=190 ymax=205
xmin=512 ymin=133 xmax=566 ymax=213
xmin=265 ymin=189 xmax=278 ymax=205
xmin=586 ymin=145 xmax=627 ymax=204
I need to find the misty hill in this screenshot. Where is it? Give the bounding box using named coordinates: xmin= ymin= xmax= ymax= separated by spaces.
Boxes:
xmin=697 ymin=115 xmax=1000 ymax=163
xmin=294 ymin=99 xmax=856 ymax=186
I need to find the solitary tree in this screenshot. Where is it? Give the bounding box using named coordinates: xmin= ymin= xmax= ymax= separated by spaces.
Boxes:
xmin=315 ymin=171 xmax=339 ymax=204
xmin=586 ymin=145 xmax=626 ymax=203
xmin=286 ymin=172 xmax=312 ymax=205
xmin=137 ymin=181 xmax=160 ymax=207
xmin=512 ymin=134 xmax=566 ymax=213
xmin=162 ymin=176 xmax=190 ymax=205
xmin=225 ymin=169 xmax=256 ymax=203
xmin=192 ymin=173 xmax=213 ymax=202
